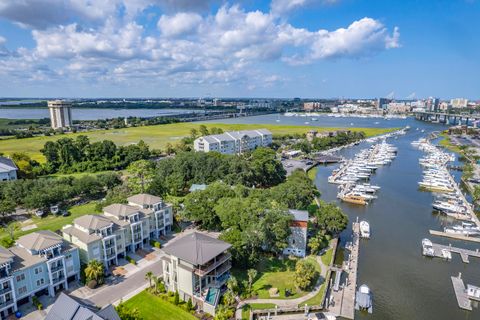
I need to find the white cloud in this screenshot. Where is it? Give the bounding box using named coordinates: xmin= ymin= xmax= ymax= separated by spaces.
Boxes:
xmin=270 ymin=0 xmax=340 ymax=15
xmin=157 ymin=12 xmax=202 ymax=37
xmin=0 ymin=2 xmax=400 ymax=89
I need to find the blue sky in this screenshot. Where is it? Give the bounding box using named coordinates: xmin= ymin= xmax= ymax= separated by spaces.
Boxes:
xmin=0 ymin=0 xmax=478 ymax=99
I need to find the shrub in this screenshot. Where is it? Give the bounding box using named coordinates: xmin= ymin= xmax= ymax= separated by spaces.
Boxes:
xmin=187 ymin=298 xmax=193 ymax=311
xmin=174 ymin=290 xmax=180 ymax=305
xmin=32 ymin=296 xmax=42 ymax=310
xmin=87 ymin=279 xmax=98 ymax=289
xmin=150 ymin=239 xmax=161 ymax=248
xmin=125 ymin=255 xmax=136 ymax=265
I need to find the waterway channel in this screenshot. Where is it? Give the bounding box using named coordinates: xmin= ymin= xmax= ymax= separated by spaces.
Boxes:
xmin=207 ymin=114 xmax=480 ymax=319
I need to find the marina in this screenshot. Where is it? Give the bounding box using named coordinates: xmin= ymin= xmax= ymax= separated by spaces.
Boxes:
xmin=451 ymin=274 xmax=473 ymax=311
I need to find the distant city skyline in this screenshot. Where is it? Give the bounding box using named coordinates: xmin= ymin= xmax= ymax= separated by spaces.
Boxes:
xmin=0 ymin=0 xmax=478 ymax=98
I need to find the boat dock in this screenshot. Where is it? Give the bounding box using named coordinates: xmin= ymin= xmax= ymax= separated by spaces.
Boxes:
xmin=328 ymin=222 xmax=360 ymax=319
xmin=451 ymin=273 xmax=472 ymax=311
xmin=327 ymin=160 xmax=352 ymax=184
xmin=429 ymin=242 xmax=480 ymax=263
xmin=429 ymin=230 xmax=480 ymax=243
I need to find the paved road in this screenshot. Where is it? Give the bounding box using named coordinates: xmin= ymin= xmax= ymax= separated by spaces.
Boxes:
xmin=80 ymin=260 xmax=163 ymax=307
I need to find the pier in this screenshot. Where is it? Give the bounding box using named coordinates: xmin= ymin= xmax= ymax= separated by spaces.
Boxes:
xmin=429 ymin=230 xmax=480 ymax=243
xmin=429 ymin=242 xmax=480 ymax=263
xmin=451 ymin=274 xmax=473 ymax=311
xmin=328 ymin=222 xmax=360 ymax=319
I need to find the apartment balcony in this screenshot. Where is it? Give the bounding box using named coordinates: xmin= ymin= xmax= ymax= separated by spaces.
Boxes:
xmin=0 ymin=298 xmax=13 ymax=308
xmin=105 ymin=251 xmax=116 ymax=260
xmin=50 ymin=264 xmax=64 ymax=273
xmin=0 ymin=286 xmax=12 ymax=295
xmin=51 ymin=274 xmax=65 ymax=284
xmin=194 ymin=252 xmax=231 ymax=277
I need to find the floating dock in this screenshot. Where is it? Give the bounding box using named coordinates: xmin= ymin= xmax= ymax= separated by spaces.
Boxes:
xmin=451 ymin=274 xmax=472 ymax=311
xmin=429 ymin=242 xmax=480 ymax=263
xmin=429 ymin=230 xmax=480 ymax=243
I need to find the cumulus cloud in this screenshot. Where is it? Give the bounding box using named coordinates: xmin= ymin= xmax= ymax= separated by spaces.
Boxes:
xmin=157 ymin=12 xmax=202 ymax=37
xmin=0 ymin=1 xmax=400 ymax=89
xmin=271 ymin=0 xmax=340 ymax=15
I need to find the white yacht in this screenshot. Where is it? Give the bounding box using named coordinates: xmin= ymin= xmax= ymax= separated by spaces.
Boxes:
xmin=422 ymin=238 xmax=434 ymax=256
xmin=360 ymin=221 xmax=371 ymax=239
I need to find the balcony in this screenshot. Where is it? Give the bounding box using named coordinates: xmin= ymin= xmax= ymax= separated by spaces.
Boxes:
xmin=105 ymin=251 xmax=116 ymax=260
xmin=0 ymin=286 xmax=12 ymax=295
xmin=194 ymin=252 xmax=231 ymax=277
xmin=0 ymin=298 xmax=13 ymax=308
xmin=51 ymin=275 xmax=65 ymax=284
xmin=50 ymin=264 xmax=64 ymax=273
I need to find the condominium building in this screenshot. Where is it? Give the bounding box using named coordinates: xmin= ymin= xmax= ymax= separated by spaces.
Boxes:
xmin=48 ymin=100 xmax=73 ymax=129
xmin=193 ymin=129 xmax=272 ymax=154
xmin=162 ymin=232 xmax=231 ymax=315
xmin=450 ymin=98 xmax=469 ymax=109
xmin=62 ymin=194 xmax=172 ymax=268
xmin=0 ymin=156 xmax=18 ymax=181
xmin=0 ymin=231 xmax=81 ymax=318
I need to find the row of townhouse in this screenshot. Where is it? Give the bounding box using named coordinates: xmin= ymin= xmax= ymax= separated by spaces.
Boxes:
xmin=193 ymin=129 xmax=273 ymax=154
xmin=62 ymin=193 xmax=173 ymax=268
xmin=0 ymin=231 xmax=81 ymax=318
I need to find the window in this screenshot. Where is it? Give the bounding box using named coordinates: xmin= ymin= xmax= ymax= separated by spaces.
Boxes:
xmin=18 ymin=286 xmax=27 ymax=295
xmin=34 ymin=266 xmax=42 ymax=274
xmin=16 ymin=274 xmax=25 ymax=282
xmin=36 ymin=278 xmax=45 ymax=286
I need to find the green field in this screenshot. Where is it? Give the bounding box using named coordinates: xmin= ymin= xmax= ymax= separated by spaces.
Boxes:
xmin=0 ymin=122 xmax=395 ymax=162
xmin=123 ymin=291 xmax=197 ymax=320
xmin=0 ymin=202 xmax=101 ymax=246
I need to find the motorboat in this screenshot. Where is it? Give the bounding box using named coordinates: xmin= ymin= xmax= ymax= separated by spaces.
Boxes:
xmin=360 ymin=221 xmax=370 ymax=239
xmin=422 ymin=238 xmax=434 ymax=256
xmin=355 ymin=284 xmax=373 ymax=313
xmin=341 ymin=194 xmax=368 ymax=205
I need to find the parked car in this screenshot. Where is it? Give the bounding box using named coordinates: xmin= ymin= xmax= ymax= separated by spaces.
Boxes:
xmin=50 ymin=205 xmax=59 ymax=215
xmin=35 ymin=209 xmax=45 ymax=217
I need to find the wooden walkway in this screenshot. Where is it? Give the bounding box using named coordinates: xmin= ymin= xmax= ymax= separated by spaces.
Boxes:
xmin=328 ymin=222 xmax=359 ymax=320
xmin=430 ymin=242 xmax=480 ymax=263
xmin=429 ymin=230 xmax=480 ymax=243
xmin=451 ymin=274 xmax=472 ymax=311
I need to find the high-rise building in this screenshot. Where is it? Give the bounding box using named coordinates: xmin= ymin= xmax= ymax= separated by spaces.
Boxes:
xmin=450 ymin=98 xmax=468 ymax=109
xmin=48 ymin=100 xmax=73 ymax=129
xmin=426 ymin=97 xmax=440 ymax=112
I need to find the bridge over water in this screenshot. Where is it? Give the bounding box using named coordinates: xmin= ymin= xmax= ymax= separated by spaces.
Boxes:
xmin=414 ymin=111 xmax=480 ymax=126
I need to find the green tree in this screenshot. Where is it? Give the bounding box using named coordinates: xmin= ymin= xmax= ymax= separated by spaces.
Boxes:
xmin=0 ymin=199 xmax=15 ymax=220
xmin=250 ymin=148 xmax=286 ymax=187
xmin=294 ymin=259 xmax=317 ymax=290
xmin=314 ymin=201 xmax=348 ymax=235
xmin=145 ymin=271 xmax=153 ymax=289
xmin=199 ymin=125 xmax=209 ymax=136
xmin=174 ymin=290 xmax=180 ymax=305
xmin=84 ymin=260 xmax=104 ymax=284
xmin=247 ymin=269 xmax=257 ymax=294
xmin=186 ymin=298 xmax=193 ymax=311
xmin=214 ymin=304 xmax=234 ymax=320
xmin=127 ymin=160 xmax=155 ymax=193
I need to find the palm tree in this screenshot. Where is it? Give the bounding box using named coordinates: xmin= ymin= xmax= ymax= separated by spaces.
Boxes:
xmin=145 ymin=271 xmax=153 ymax=288
xmin=247 ymin=269 xmax=257 ymax=294
xmin=84 ymin=260 xmax=104 ymax=283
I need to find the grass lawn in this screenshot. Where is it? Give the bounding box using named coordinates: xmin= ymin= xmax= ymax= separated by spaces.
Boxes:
xmin=241 ymin=303 xmax=277 ymax=320
xmin=321 ymin=247 xmax=334 ymax=266
xmin=46 ymin=170 xmax=122 ymax=179
xmin=0 ymin=201 xmax=101 ymax=246
xmin=307 ymin=166 xmax=318 ymax=181
xmin=123 ymin=291 xmax=196 ymax=320
xmin=301 ymin=269 xmax=331 ymax=307
xmin=439 ymin=133 xmax=463 ymax=154
xmin=0 ymin=122 xmax=396 ymax=162
xmin=233 ymin=256 xmax=321 ymax=300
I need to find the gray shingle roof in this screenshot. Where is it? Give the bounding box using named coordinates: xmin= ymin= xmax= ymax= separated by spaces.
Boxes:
xmin=75 ymin=215 xmax=113 ymax=231
xmin=16 ymin=230 xmax=63 ymax=252
xmin=127 ymin=193 xmax=162 ymax=206
xmin=0 ymin=156 xmax=17 ymax=172
xmin=0 ymin=246 xmax=14 ymax=265
xmin=162 ymin=232 xmax=231 ymax=266
xmin=288 ymin=209 xmax=309 ymax=222
xmin=46 ymin=293 xmax=120 ymax=320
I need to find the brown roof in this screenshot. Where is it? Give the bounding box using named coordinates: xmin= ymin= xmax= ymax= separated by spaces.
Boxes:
xmin=0 ymin=246 xmax=14 ymax=265
xmin=103 ymin=204 xmax=139 ymax=218
xmin=75 ymin=215 xmax=113 ymax=230
xmin=17 ymin=230 xmax=63 ymax=252
xmin=163 ymin=232 xmax=231 ymax=266
xmin=127 ymin=194 xmax=162 ymax=206
xmin=63 ymin=226 xmax=102 ymax=244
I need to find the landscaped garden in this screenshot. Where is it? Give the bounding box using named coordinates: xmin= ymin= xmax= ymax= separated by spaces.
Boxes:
xmin=122 ymin=290 xmax=197 ymax=320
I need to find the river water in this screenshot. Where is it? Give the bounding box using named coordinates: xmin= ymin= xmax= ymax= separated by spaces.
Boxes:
xmin=206 ymin=114 xmax=480 ymax=319
xmin=0 ymin=107 xmax=200 ymax=120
